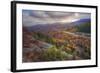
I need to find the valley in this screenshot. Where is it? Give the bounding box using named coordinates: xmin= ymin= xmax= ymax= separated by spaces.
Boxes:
xmin=23 ymin=23 xmax=91 ymax=62
xmin=22 ymin=10 xmax=91 ymax=62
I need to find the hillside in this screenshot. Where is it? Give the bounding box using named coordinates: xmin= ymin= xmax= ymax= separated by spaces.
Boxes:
xmin=23 ymin=26 xmax=91 ymax=62
xmin=76 ymin=22 xmax=91 ymax=33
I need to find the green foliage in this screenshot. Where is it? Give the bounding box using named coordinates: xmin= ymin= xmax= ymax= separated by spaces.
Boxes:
xmin=33 ymin=32 xmax=55 ymax=44
xmin=77 ymin=22 xmax=91 ymax=33
xmin=42 ymin=46 xmax=69 ymax=61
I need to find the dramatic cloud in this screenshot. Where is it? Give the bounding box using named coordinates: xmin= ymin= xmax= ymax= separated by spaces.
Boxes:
xmin=22 ymin=10 xmax=91 ymax=27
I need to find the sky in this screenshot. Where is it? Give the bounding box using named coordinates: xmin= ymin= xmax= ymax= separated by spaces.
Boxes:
xmin=22 ymin=10 xmax=91 ymax=27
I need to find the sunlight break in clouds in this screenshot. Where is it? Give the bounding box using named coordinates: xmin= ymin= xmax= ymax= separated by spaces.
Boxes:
xmin=22 ymin=10 xmax=91 ymax=27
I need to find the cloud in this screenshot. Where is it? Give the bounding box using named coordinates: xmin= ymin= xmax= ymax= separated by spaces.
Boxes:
xmin=22 ymin=10 xmax=91 ymax=26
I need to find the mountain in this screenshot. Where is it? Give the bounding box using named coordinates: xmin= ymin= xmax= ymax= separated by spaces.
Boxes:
xmin=25 ymin=23 xmax=74 ymax=32
xmin=24 ymin=18 xmax=91 ymax=33
xmin=73 ymin=18 xmax=91 ymax=25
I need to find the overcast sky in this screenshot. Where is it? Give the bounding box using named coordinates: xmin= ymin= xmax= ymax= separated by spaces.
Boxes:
xmin=22 ymin=10 xmax=91 ymax=27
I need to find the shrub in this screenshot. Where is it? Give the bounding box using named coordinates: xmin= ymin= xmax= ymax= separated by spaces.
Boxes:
xmin=42 ymin=46 xmax=69 ymax=61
